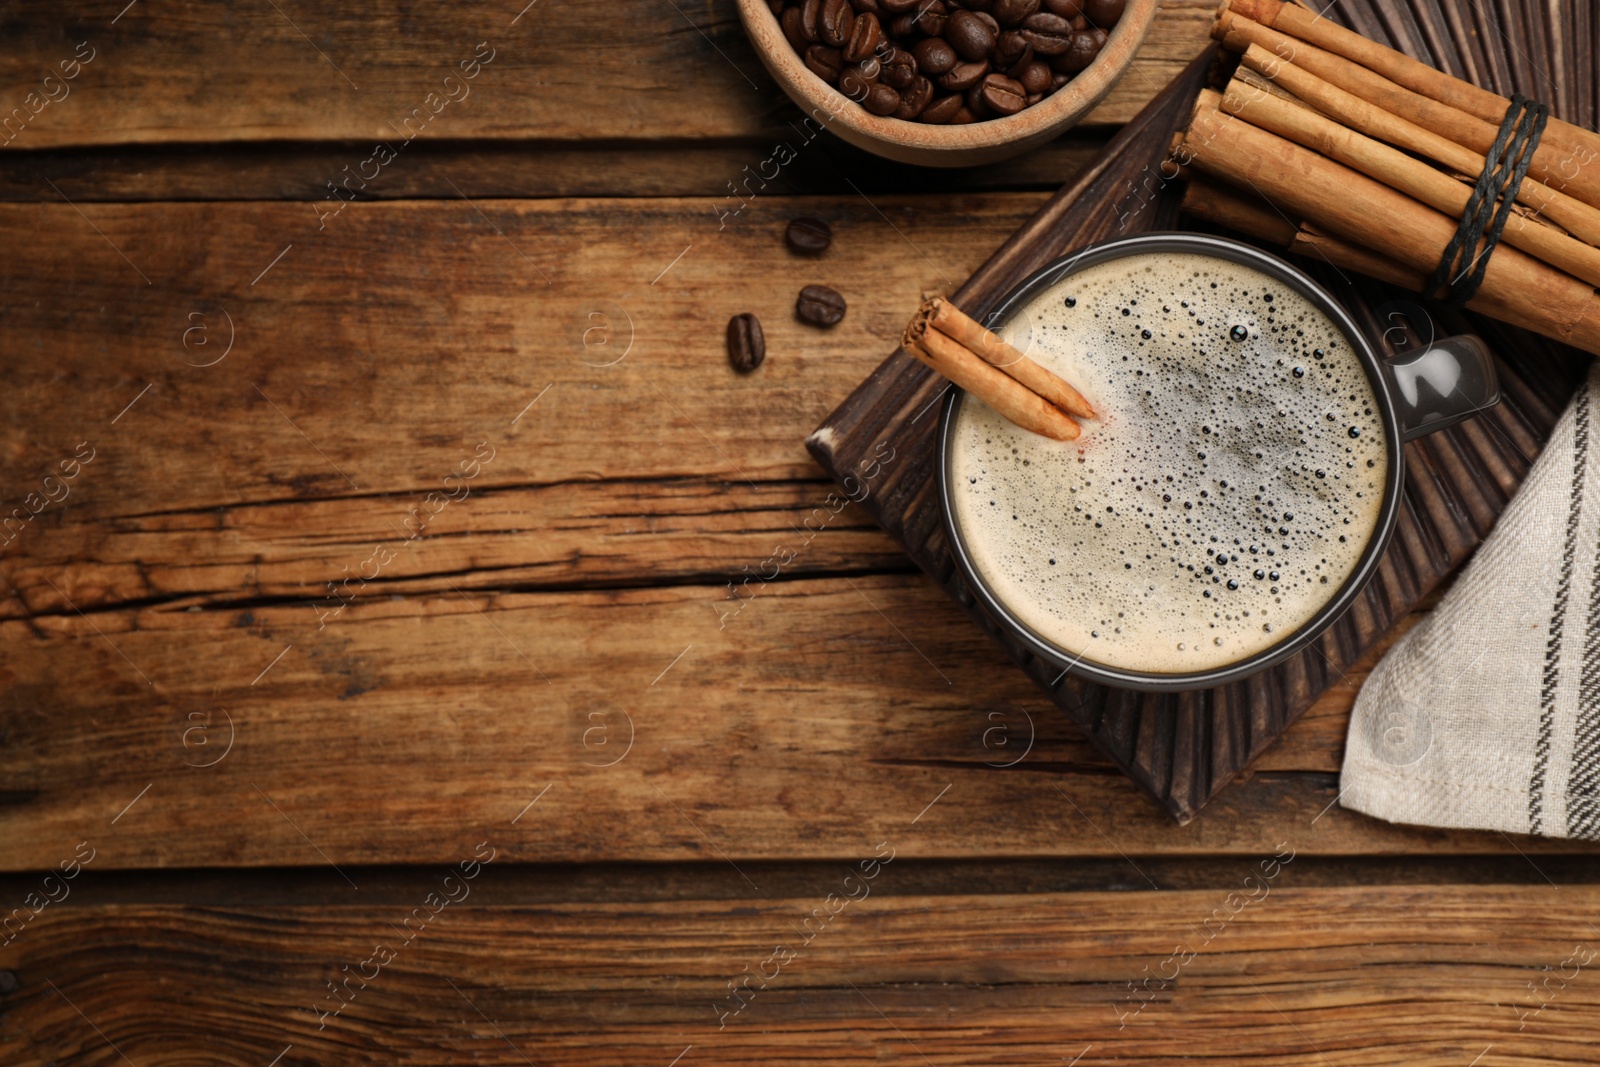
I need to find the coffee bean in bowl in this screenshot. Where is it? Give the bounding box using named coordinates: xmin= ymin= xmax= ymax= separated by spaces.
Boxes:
xmin=737 ymin=0 xmax=1156 ymax=166
xmin=768 ymin=0 xmax=1119 ymax=124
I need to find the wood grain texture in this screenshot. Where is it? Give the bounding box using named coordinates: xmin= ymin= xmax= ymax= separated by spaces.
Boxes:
xmin=3 ymin=886 xmax=1599 ymax=1065
xmin=3 ymin=573 xmax=1598 ymax=872
xmin=0 ymin=188 xmax=1046 ymax=615
xmin=0 ymin=137 xmax=1110 ymax=202
xmin=0 ymin=0 xmax=1218 ymax=149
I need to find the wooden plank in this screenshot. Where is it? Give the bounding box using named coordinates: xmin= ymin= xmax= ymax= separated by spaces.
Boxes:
xmin=3 ymin=574 xmax=1598 ymax=871
xmin=2 ymin=885 xmax=1597 ymax=1064
xmin=0 ymin=138 xmax=1109 ymax=202
xmin=0 ymin=0 xmax=1217 ymax=149
xmin=0 ymin=478 xmax=913 ymax=618
xmin=0 ymin=192 xmax=1045 ymax=542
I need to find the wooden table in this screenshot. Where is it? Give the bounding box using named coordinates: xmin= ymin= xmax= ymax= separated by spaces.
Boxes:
xmin=3 ymin=2 xmax=1599 ymax=1063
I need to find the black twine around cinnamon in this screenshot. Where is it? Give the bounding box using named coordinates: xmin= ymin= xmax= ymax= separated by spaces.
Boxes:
xmin=1426 ymin=93 xmax=1550 ymax=307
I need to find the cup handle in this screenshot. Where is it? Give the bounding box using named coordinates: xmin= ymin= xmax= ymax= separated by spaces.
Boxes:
xmin=1380 ymin=333 xmax=1501 ymax=443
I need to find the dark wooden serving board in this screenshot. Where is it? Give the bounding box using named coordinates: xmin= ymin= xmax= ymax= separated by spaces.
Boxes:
xmin=807 ymin=31 xmax=1590 ymax=822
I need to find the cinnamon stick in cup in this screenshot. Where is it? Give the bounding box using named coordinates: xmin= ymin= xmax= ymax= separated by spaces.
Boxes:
xmin=902 ymin=296 xmax=1093 ymax=441
xmin=922 ymin=297 xmax=1096 ymax=420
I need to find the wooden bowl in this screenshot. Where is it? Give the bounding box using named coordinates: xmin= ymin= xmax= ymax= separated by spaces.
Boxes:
xmin=736 ymin=0 xmax=1159 ymax=168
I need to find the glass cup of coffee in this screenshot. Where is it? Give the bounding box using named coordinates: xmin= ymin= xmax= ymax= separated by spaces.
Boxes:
xmin=939 ymin=232 xmax=1500 ymax=693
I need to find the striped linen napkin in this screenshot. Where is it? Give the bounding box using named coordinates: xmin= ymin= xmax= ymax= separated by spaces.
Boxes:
xmin=1342 ymin=363 xmax=1600 ymax=838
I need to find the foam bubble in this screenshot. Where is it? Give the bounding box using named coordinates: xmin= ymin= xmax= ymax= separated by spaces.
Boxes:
xmin=948 ymin=252 xmax=1388 ymax=675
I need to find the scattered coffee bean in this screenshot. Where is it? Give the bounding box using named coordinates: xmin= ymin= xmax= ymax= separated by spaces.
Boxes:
xmin=796 ymin=285 xmax=847 ymax=327
xmin=786 ymin=216 xmax=833 ymax=255
xmin=771 ymin=0 xmax=1123 ymax=121
xmin=727 ymin=313 xmax=766 ymax=372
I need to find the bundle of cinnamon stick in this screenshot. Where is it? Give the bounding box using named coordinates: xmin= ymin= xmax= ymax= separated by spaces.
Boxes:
xmin=1175 ymin=0 xmax=1600 ymax=356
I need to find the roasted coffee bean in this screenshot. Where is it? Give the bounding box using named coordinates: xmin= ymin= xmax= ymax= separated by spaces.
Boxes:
xmin=781 ymin=6 xmax=809 ymax=51
xmin=880 ymin=47 xmax=918 ymax=88
xmin=804 ymin=44 xmax=844 ymax=81
xmin=893 ymin=74 xmax=935 ymax=118
xmin=993 ymin=30 xmax=1030 ymax=69
xmin=818 ymin=0 xmax=856 ymax=46
xmin=964 ymin=82 xmax=994 ymax=119
xmin=992 ymin=0 xmax=1040 ymax=24
xmin=979 ymin=72 xmax=1026 ymax=114
xmin=946 ymin=9 xmax=998 ymax=61
xmin=912 ymin=36 xmax=958 ymax=75
xmin=796 ymin=285 xmax=847 ymax=327
xmin=1083 ymin=0 xmax=1124 ymax=25
xmin=800 ymin=0 xmax=824 ymax=40
xmin=786 ymin=217 xmax=833 ymax=255
xmin=1004 ymin=42 xmax=1035 ymax=76
xmin=774 ymin=0 xmax=1117 ymax=123
xmin=1060 ymin=26 xmax=1104 ymax=71
xmin=1017 ymin=57 xmax=1052 ymax=93
xmin=1020 ymin=11 xmax=1073 ymax=53
xmin=914 ymin=5 xmax=948 ymax=35
xmin=844 ymin=11 xmax=884 ymax=60
xmin=839 ymin=67 xmax=874 ymax=100
xmin=935 ymin=58 xmax=989 ymax=90
xmin=855 ymin=54 xmax=884 ymax=79
xmin=727 ymin=313 xmax=765 ymax=372
xmin=862 ymin=81 xmax=902 ymax=114
xmin=917 ymin=92 xmax=964 ymax=123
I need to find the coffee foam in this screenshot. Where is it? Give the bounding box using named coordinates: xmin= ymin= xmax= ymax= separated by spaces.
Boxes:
xmin=948 ymin=251 xmax=1389 ymax=675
